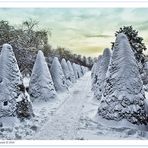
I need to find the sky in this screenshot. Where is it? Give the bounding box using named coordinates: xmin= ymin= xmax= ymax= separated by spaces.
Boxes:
xmin=0 ymin=8 xmax=148 ymax=57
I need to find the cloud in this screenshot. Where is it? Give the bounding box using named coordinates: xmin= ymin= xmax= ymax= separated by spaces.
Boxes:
xmin=0 ymin=8 xmax=148 ymax=57
xmin=83 ymin=34 xmax=112 ymax=38
xmin=75 ymin=45 xmax=105 ymax=57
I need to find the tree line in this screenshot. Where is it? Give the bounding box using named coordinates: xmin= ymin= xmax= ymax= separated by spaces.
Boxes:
xmin=0 ymin=19 xmax=95 ymax=76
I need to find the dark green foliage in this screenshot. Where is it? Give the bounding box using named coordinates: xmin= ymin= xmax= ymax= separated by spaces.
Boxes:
xmin=16 ymin=84 xmax=34 ymax=119
xmin=16 ymin=94 xmax=34 ymax=119
xmin=112 ymin=26 xmax=146 ymax=64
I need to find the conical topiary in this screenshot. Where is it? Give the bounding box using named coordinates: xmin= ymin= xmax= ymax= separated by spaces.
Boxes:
xmin=61 ymin=58 xmax=72 ymax=86
xmin=98 ymin=33 xmax=147 ymax=125
xmin=29 ymin=50 xmax=57 ymax=102
xmin=94 ymin=48 xmax=111 ymax=100
xmin=50 ymin=57 xmax=68 ymax=92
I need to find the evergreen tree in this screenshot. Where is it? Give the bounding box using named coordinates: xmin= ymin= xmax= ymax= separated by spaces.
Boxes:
xmin=50 ymin=57 xmax=68 ymax=92
xmin=112 ymin=26 xmax=146 ymax=66
xmin=67 ymin=61 xmax=76 ymax=83
xmin=91 ymin=55 xmax=102 ymax=92
xmin=91 ymin=62 xmax=97 ymax=79
xmin=98 ymin=33 xmax=147 ymax=125
xmin=0 ymin=44 xmax=33 ymax=118
xmin=94 ymin=48 xmax=111 ymax=100
xmin=81 ymin=66 xmax=87 ymax=75
xmin=80 ymin=66 xmax=84 ymax=76
xmin=77 ymin=64 xmax=83 ymax=78
xmin=29 ymin=50 xmax=56 ymax=102
xmin=72 ymin=63 xmax=78 ymax=79
xmin=61 ymin=58 xmax=72 ymax=86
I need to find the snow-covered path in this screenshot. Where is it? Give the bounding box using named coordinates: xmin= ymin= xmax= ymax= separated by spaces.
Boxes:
xmin=35 ymin=72 xmax=92 ymax=140
xmin=1 ymin=71 xmax=148 ymax=140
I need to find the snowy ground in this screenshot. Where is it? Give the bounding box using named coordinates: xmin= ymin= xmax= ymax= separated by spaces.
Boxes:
xmin=1 ymin=72 xmax=148 ymax=140
xmin=35 ymin=72 xmax=91 ymax=140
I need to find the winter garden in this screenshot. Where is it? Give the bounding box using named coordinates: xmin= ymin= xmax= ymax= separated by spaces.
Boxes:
xmin=1 ymin=17 xmax=148 ymax=140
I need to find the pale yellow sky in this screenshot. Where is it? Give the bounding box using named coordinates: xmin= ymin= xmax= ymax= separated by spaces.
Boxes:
xmin=0 ymin=8 xmax=148 ymax=57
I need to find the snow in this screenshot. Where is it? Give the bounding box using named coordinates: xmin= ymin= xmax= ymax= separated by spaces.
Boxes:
xmin=93 ymin=48 xmax=111 ymax=100
xmin=34 ymin=72 xmax=91 ymax=140
xmin=0 ymin=117 xmax=19 ymax=128
xmin=76 ymin=64 xmax=83 ymax=78
xmin=91 ymin=55 xmax=102 ymax=92
xmin=1 ymin=32 xmax=148 ymax=141
xmin=98 ymin=33 xmax=147 ymax=125
xmin=72 ymin=63 xmax=79 ymax=79
xmin=0 ymin=44 xmax=32 ymax=118
xmin=1 ymin=71 xmax=148 ymax=140
xmin=50 ymin=57 xmax=68 ymax=92
xmin=23 ymin=77 xmax=30 ymax=88
xmin=77 ymin=93 xmax=148 ymax=140
xmin=67 ymin=60 xmax=76 ymax=83
xmin=142 ymin=61 xmax=148 ymax=90
xmin=29 ymin=50 xmax=57 ymax=102
xmin=91 ymin=62 xmax=96 ymax=79
xmin=61 ymin=58 xmax=72 ymax=86
xmin=0 ymin=91 xmax=71 ymax=140
xmin=1 ymin=36 xmax=148 ymax=140
xmin=78 ymin=65 xmax=84 ymax=77
xmin=0 ymin=44 xmax=22 ymax=83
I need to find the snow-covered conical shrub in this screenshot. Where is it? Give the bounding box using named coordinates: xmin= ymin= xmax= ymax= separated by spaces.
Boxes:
xmin=82 ymin=66 xmax=88 ymax=74
xmin=77 ymin=64 xmax=83 ymax=78
xmin=91 ymin=55 xmax=102 ymax=91
xmin=80 ymin=66 xmax=84 ymax=76
xmin=50 ymin=57 xmax=68 ymax=92
xmin=91 ymin=62 xmax=97 ymax=79
xmin=94 ymin=48 xmax=111 ymax=100
xmin=72 ymin=63 xmax=78 ymax=79
xmin=0 ymin=44 xmax=33 ymax=118
xmin=67 ymin=60 xmax=76 ymax=83
xmin=82 ymin=66 xmax=86 ymax=74
xmin=61 ymin=58 xmax=72 ymax=86
xmin=98 ymin=33 xmax=147 ymax=125
xmin=91 ymin=62 xmax=96 ymax=91
xmin=29 ymin=50 xmax=56 ymax=102
xmin=81 ymin=66 xmax=86 ymax=75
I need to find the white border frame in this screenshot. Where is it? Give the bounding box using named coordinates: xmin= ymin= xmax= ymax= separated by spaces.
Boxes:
xmin=0 ymin=0 xmax=148 ymax=147
xmin=0 ymin=0 xmax=148 ymax=7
